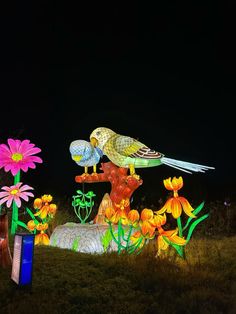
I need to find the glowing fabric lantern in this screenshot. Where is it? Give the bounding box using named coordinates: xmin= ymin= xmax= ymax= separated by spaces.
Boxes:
xmin=89 ymin=127 xmax=215 ymax=176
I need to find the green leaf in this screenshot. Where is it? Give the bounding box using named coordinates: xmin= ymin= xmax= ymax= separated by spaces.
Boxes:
xmin=17 ymin=220 xmax=28 ymax=230
xmin=183 ymin=201 xmax=205 ymax=231
xmin=85 ymin=200 xmax=93 ymax=207
xmin=72 ymin=236 xmax=80 ymax=251
xmin=100 ymin=228 xmax=113 ymax=252
xmin=186 ymin=213 xmax=209 ymax=242
xmin=85 ymin=191 xmax=96 ymax=198
xmin=76 ymin=190 xmax=84 ymax=195
xmin=163 ymin=236 xmax=184 ymax=258
xmin=51 ymin=235 xmax=58 ymax=247
xmin=25 ymin=207 xmax=38 ymax=222
xmin=74 ymin=199 xmax=86 ymax=207
xmin=72 ymin=199 xmax=81 ymax=207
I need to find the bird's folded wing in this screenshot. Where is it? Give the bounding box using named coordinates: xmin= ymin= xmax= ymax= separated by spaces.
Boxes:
xmin=113 ymin=135 xmax=163 ymax=159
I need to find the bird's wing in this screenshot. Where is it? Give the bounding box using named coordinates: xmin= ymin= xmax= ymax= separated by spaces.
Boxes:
xmin=113 ymin=135 xmax=163 ymax=159
xmin=95 ymin=147 xmax=103 ymax=158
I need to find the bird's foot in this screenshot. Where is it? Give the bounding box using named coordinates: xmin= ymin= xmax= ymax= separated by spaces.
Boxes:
xmin=81 ymin=173 xmax=89 ymax=177
xmin=91 ymin=172 xmax=98 ymax=176
xmin=128 ymin=173 xmax=140 ymax=181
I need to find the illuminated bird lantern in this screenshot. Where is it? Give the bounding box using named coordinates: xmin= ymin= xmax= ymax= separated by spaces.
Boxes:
xmin=69 ymin=140 xmax=103 ymax=175
xmin=69 ymin=140 xmax=103 ymax=223
xmin=74 ymin=127 xmax=214 ymax=225
xmin=89 ymin=127 xmax=215 ymax=176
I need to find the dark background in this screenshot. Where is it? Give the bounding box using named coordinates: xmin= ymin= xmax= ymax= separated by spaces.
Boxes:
xmin=0 ymin=3 xmax=235 ymax=206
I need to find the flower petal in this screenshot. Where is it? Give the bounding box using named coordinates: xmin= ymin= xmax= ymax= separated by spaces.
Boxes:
xmin=18 ymin=140 xmax=31 ymax=153
xmin=7 ymin=139 xmax=19 ymax=153
xmin=157 ymin=198 xmax=172 ymax=214
xmin=0 ymin=185 xmax=11 ymax=191
xmin=14 ymin=196 xmax=22 ymax=208
xmin=20 ymin=164 xmax=29 ymax=172
xmin=15 ymin=182 xmax=23 ymax=189
xmin=163 ymin=177 xmax=173 ymax=190
xmin=170 ymin=235 xmax=187 ymax=246
xmin=179 ymin=197 xmax=196 ymax=218
xmin=23 ymin=147 xmax=41 ymax=157
xmin=0 ymin=191 xmax=10 ymax=198
xmin=141 ymin=221 xmax=155 ymax=237
xmin=0 ymin=144 xmax=11 ymax=156
xmin=157 ymin=235 xmax=169 ymax=251
xmin=19 ymin=184 xmax=34 ymax=192
xmin=6 ymin=197 xmax=14 ymax=208
xmin=35 ymin=234 xmax=40 ymax=245
xmin=19 ymin=194 xmax=29 ymax=202
xmin=141 ymin=208 xmax=153 ymax=221
xmin=42 ymin=234 xmax=50 ymax=245
xmin=23 ymin=192 xmax=34 ymax=198
xmin=0 ymin=196 xmax=11 ymax=206
xmin=10 ymin=165 xmax=21 ymax=176
xmin=171 ymin=198 xmax=182 ymax=219
xmin=172 ymin=176 xmax=183 ymax=190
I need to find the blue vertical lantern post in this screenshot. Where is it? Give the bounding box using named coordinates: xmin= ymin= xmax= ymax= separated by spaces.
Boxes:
xmin=11 ymin=233 xmax=35 ymax=286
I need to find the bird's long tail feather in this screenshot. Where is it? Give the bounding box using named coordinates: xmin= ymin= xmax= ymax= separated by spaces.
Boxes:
xmin=161 ymin=157 xmax=215 ymax=174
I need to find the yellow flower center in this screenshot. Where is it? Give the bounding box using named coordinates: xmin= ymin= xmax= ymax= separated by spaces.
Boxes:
xmin=10 ymin=189 xmax=19 ymax=195
xmin=12 ymin=153 xmax=23 ymax=162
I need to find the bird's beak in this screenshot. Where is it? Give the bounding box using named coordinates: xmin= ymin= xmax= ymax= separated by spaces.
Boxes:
xmin=90 ymin=137 xmax=98 ymax=147
xmin=72 ymin=155 xmax=83 ymax=162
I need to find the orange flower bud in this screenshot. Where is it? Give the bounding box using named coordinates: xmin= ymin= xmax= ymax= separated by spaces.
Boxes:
xmin=128 ymin=209 xmax=140 ymax=223
xmin=141 ymin=208 xmax=153 ymax=221
xmin=141 ymin=221 xmax=155 ymax=238
xmin=163 ymin=177 xmax=183 ymax=191
xmin=27 ymin=220 xmax=36 ymax=231
xmin=105 ymin=207 xmax=115 ymax=220
xmin=151 ymin=213 xmax=166 ymax=227
xmin=41 ymin=194 xmax=53 ymax=203
xmin=49 ymin=203 xmax=57 ymax=215
xmin=36 ymin=223 xmax=48 ymax=231
xmin=35 ymin=233 xmax=50 ymax=245
xmin=33 ymin=198 xmax=42 ymax=209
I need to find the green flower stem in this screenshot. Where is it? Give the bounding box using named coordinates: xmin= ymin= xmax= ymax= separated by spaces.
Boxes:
xmin=177 ymin=216 xmax=185 ymax=259
xmin=125 ymin=225 xmax=133 ymax=250
xmin=118 ymin=219 xmax=122 ymax=254
xmin=177 ymin=217 xmax=183 ymax=237
xmin=128 ymin=236 xmax=144 ymax=254
xmin=136 ymin=239 xmax=147 ymax=255
xmin=77 ymin=207 xmax=84 ymax=223
xmin=108 ymin=222 xmax=120 ymax=246
xmin=107 ymin=222 xmax=126 ymax=250
xmin=72 ymin=192 xmax=95 ymax=224
xmin=11 ymin=171 xmax=21 ymax=234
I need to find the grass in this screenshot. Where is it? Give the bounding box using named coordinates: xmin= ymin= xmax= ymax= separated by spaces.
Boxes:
xmin=1 ymin=235 xmax=236 ymax=314
xmin=1 ymin=199 xmax=236 ymax=313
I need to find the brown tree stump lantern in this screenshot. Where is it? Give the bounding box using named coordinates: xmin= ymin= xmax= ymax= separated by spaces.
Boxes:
xmin=75 ymin=162 xmax=143 ymax=223
xmin=0 ymin=214 xmax=12 ymax=268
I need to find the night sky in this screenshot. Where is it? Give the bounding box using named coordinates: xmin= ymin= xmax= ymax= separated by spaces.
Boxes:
xmin=0 ymin=3 xmax=235 ymax=205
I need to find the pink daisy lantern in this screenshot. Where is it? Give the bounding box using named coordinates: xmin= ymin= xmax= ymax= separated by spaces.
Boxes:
xmin=0 ymin=183 xmax=34 ymax=208
xmin=0 ymin=139 xmax=43 ymax=176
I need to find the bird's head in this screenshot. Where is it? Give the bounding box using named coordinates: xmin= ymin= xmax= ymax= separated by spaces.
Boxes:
xmin=69 ymin=140 xmax=92 ymax=163
xmin=90 ymin=127 xmax=116 ymax=150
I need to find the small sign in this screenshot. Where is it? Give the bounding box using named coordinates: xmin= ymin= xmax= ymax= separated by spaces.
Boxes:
xmin=11 ymin=234 xmax=35 ymax=286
